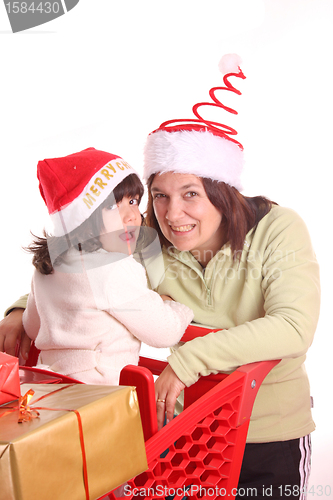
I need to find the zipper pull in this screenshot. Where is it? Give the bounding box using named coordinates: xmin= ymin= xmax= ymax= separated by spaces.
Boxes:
xmin=207 ymin=287 xmax=212 ymax=306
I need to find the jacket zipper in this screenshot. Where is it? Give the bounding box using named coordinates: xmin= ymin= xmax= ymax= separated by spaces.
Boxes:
xmin=206 ymin=287 xmax=212 ymax=306
xmin=175 ymin=253 xmax=214 ymax=307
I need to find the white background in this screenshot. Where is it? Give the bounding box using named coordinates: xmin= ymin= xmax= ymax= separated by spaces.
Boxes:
xmin=0 ymin=0 xmax=332 ymax=491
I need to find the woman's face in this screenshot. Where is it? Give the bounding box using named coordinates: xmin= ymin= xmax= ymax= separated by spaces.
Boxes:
xmin=151 ymin=172 xmax=224 ymax=266
xmin=99 ymin=195 xmax=141 ymax=254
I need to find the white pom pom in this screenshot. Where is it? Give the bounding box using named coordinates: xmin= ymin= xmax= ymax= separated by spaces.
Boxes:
xmin=218 ymin=53 xmax=242 ymax=75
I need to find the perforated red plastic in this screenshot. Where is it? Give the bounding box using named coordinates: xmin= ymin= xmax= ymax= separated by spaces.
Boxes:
xmin=105 ymin=358 xmax=279 ymax=500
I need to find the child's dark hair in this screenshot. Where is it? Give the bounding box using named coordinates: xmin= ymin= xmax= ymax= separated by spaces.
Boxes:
xmin=26 ymin=173 xmax=144 ymax=275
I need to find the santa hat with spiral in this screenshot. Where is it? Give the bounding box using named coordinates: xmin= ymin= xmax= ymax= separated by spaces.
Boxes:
xmin=143 ymin=54 xmax=246 ymax=191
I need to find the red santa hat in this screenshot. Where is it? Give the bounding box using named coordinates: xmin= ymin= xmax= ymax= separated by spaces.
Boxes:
xmin=143 ymin=54 xmax=245 ymax=191
xmin=37 ymin=147 xmax=139 ymax=237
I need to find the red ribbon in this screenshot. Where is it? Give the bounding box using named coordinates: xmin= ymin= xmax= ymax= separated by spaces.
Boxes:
xmin=1 ymin=384 xmax=90 ymax=500
xmin=18 ymin=388 xmax=40 ymax=423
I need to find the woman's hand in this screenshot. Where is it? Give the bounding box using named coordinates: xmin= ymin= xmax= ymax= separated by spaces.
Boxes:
xmin=0 ymin=309 xmax=31 ymax=360
xmin=155 ymin=364 xmax=186 ymax=430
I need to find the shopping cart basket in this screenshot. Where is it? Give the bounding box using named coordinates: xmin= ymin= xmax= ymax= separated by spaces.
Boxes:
xmin=19 ymin=326 xmax=279 ymax=500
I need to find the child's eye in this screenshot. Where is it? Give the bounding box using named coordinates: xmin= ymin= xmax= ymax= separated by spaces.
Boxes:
xmin=105 ymin=203 xmax=118 ymax=211
xmin=129 ymin=198 xmax=139 ymax=205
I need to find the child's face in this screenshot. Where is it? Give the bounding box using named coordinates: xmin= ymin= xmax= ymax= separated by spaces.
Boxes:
xmin=99 ymin=195 xmax=142 ymax=254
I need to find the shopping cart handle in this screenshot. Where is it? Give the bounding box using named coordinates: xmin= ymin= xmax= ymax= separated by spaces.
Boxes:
xmin=235 ymin=359 xmax=280 ymax=425
xmin=181 ymin=323 xmax=220 ymax=342
xmin=138 ymin=357 xmax=167 ymax=375
xmin=120 ymin=364 xmax=159 ymax=441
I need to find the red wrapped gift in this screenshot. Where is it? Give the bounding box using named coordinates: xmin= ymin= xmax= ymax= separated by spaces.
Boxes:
xmin=0 ymin=353 xmax=21 ymax=406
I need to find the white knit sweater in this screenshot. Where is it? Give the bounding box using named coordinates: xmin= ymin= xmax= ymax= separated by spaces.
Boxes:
xmin=23 ymin=248 xmax=193 ymax=384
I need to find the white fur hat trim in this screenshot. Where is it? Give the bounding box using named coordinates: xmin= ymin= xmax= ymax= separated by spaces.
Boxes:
xmin=143 ymin=129 xmax=243 ymax=190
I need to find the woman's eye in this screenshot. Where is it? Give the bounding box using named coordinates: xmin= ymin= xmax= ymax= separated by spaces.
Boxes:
xmin=153 ymin=193 xmax=165 ymax=200
xmin=185 ymin=191 xmax=198 ymax=198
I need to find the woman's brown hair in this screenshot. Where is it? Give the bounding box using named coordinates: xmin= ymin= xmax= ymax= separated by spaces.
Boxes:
xmin=26 ymin=174 xmax=144 ymax=275
xmin=145 ymin=174 xmax=274 ymax=260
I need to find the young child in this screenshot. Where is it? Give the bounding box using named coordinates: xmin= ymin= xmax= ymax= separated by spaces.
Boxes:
xmin=22 ymin=147 xmax=193 ymax=384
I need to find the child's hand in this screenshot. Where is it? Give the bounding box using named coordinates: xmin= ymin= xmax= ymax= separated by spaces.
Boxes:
xmin=160 ymin=295 xmax=174 ymax=301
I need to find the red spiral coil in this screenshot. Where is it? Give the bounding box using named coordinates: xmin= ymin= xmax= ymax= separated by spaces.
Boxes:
xmin=155 ymin=67 xmax=246 ymax=149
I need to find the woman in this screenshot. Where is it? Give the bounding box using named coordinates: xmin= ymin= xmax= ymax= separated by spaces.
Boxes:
xmin=141 ymin=56 xmax=320 ymax=498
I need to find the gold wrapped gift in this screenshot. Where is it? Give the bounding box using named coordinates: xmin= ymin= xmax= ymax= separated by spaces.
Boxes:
xmin=0 ymin=383 xmax=148 ymax=500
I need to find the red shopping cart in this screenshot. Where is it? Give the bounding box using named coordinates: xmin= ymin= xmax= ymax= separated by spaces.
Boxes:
xmin=19 ymin=326 xmax=279 ymax=500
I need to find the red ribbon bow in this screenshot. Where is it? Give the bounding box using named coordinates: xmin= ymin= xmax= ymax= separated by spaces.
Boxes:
xmin=18 ymin=388 xmax=40 ymax=423
xmin=1 ymin=384 xmax=90 ymax=500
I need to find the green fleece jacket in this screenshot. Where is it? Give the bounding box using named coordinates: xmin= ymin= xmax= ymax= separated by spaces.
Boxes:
xmin=153 ymin=205 xmax=320 ymax=443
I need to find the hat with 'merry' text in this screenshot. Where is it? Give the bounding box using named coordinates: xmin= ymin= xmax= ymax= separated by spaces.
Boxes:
xmin=38 ymin=147 xmax=139 ymax=237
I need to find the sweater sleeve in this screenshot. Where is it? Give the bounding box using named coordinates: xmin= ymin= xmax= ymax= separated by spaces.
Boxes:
xmin=101 ymin=258 xmax=194 ymax=348
xmin=22 ymin=279 xmax=40 ymax=340
xmin=168 ymin=209 xmax=321 ymax=386
xmin=4 ymin=294 xmax=28 ymax=316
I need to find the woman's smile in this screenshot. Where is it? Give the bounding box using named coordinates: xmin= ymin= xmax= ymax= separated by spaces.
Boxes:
xmin=169 ymin=224 xmax=196 ymax=233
